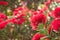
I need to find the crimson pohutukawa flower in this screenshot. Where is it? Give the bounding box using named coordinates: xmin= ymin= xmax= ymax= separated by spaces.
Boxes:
xmin=0 ymin=20 xmax=8 ymax=29
xmin=30 ymin=11 xmax=46 ymax=30
xmin=11 ymin=13 xmax=26 ymax=25
xmin=48 ymin=19 xmax=60 ymax=33
xmin=32 ymin=33 xmax=49 ymax=40
xmin=0 ymin=13 xmax=7 ymax=19
xmin=12 ymin=7 xmax=26 ymax=25
xmin=0 ymin=13 xmax=8 ymax=29
xmin=52 ymin=7 xmax=60 ymax=18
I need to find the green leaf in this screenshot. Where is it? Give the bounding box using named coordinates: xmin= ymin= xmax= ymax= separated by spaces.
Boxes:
xmin=37 ymin=24 xmax=48 ymax=35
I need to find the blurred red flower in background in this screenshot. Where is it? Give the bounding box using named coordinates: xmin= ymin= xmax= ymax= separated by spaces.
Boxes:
xmin=45 ymin=0 xmax=52 ymax=6
xmin=0 ymin=1 xmax=8 ymax=6
xmin=0 ymin=13 xmax=7 ymax=19
xmin=0 ymin=13 xmax=8 ymax=29
xmin=0 ymin=21 xmax=8 ymax=29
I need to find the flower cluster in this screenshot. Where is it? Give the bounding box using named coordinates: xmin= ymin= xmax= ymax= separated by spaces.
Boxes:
xmin=12 ymin=6 xmax=28 ymax=25
xmin=1 ymin=0 xmax=60 ymax=40
xmin=0 ymin=13 xmax=8 ymax=29
xmin=30 ymin=10 xmax=46 ymax=30
xmin=0 ymin=6 xmax=27 ymax=29
xmin=32 ymin=0 xmax=60 ymax=40
xmin=48 ymin=7 xmax=60 ymax=33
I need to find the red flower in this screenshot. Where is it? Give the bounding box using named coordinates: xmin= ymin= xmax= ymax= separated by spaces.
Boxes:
xmin=45 ymin=2 xmax=51 ymax=6
xmin=30 ymin=11 xmax=46 ymax=30
xmin=0 ymin=1 xmax=8 ymax=6
xmin=11 ymin=18 xmax=18 ymax=24
xmin=13 ymin=6 xmax=28 ymax=16
xmin=13 ymin=7 xmax=27 ymax=25
xmin=32 ymin=33 xmax=49 ymax=40
xmin=0 ymin=19 xmax=12 ymax=29
xmin=13 ymin=8 xmax=19 ymax=16
xmin=17 ymin=18 xmax=25 ymax=25
xmin=48 ymin=19 xmax=60 ymax=33
xmin=12 ymin=13 xmax=26 ymax=25
xmin=45 ymin=0 xmax=52 ymax=6
xmin=52 ymin=7 xmax=60 ymax=18
xmin=0 ymin=13 xmax=9 ymax=29
xmin=0 ymin=13 xmax=7 ymax=19
xmin=0 ymin=17 xmax=15 ymax=29
xmin=0 ymin=21 xmax=8 ymax=29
